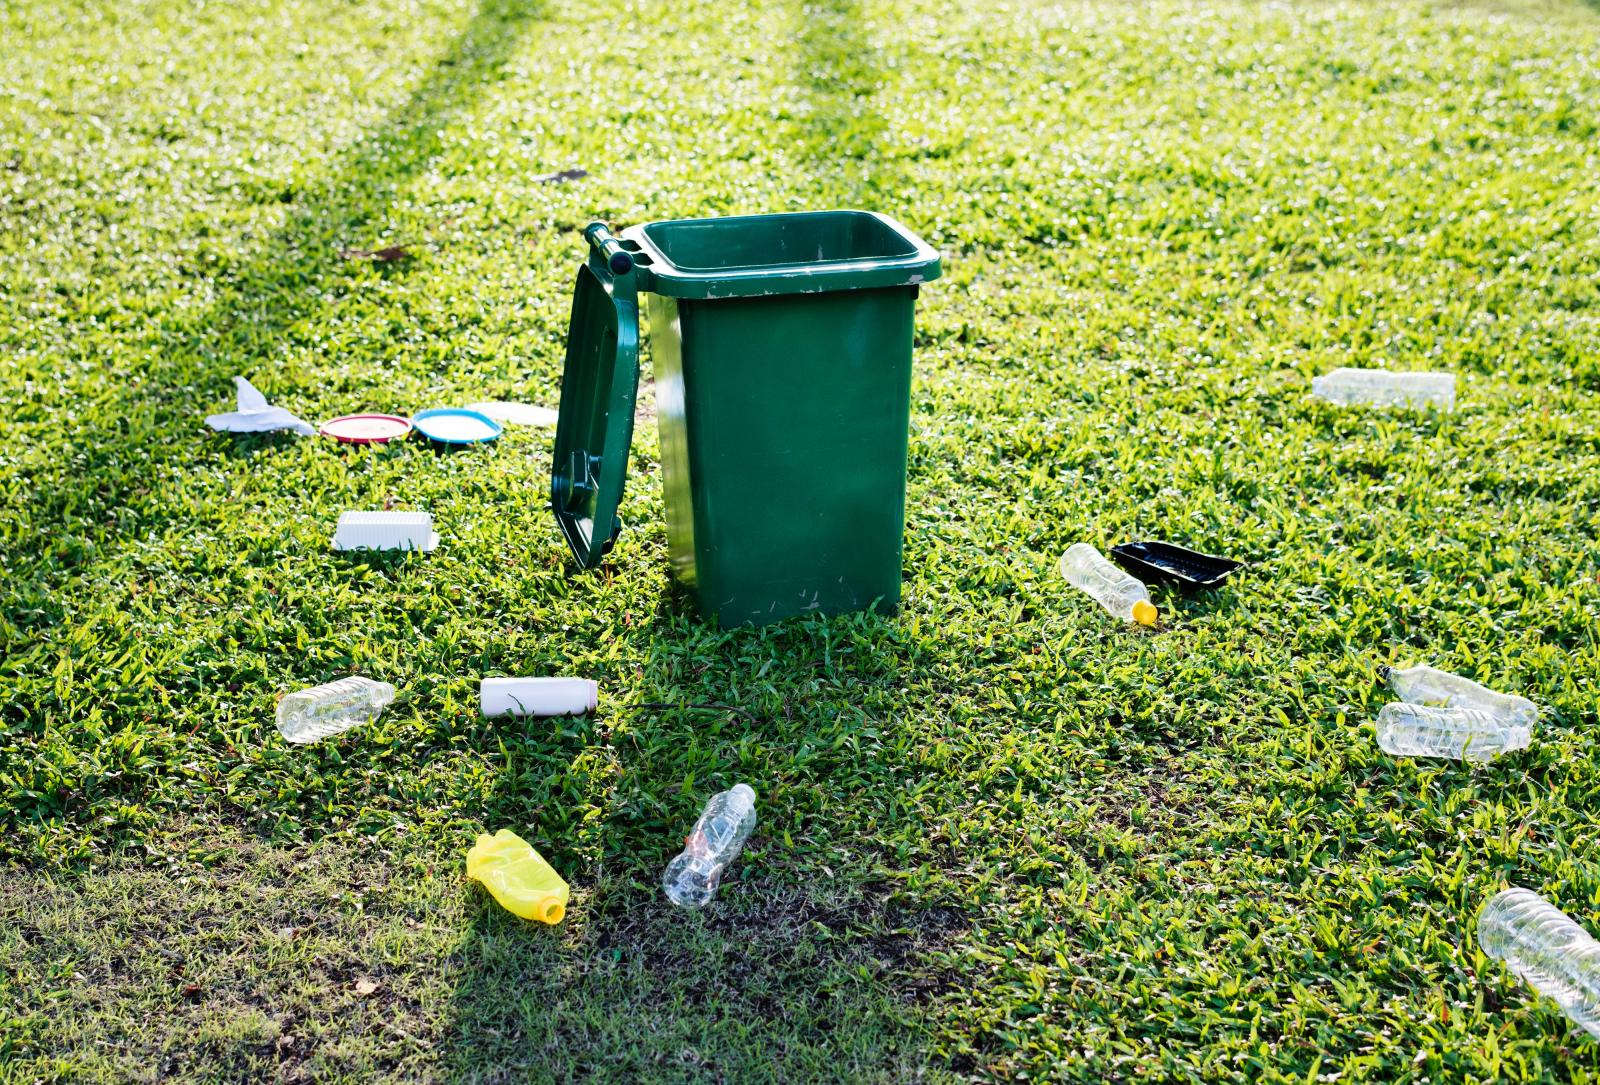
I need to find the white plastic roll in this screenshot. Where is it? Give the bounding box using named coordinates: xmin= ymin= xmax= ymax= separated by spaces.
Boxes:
xmin=480 ymin=677 xmax=598 ymax=718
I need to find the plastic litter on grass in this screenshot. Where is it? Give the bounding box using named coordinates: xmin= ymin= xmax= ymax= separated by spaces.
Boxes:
xmin=319 ymin=413 xmax=413 ymax=443
xmin=205 ymin=376 xmax=315 ymax=436
xmin=1110 ymin=541 xmax=1243 ymax=591
xmin=467 ymin=829 xmax=570 ymax=924
xmin=1311 ymin=367 xmax=1456 ymax=410
xmin=276 ymin=677 xmax=395 ymax=744
xmin=1373 ymin=664 xmax=1538 ymax=762
xmin=1376 ymin=703 xmax=1532 ymax=762
xmin=462 ymin=401 xmax=559 ymax=427
xmin=1479 ymin=889 xmax=1600 ymax=1040
xmin=332 ymin=511 xmax=438 ymax=552
xmin=480 ymin=677 xmax=598 ymax=717
xmin=663 ymin=784 xmax=757 ymax=909
xmin=1060 ymin=543 xmax=1158 ymax=626
xmin=412 ymin=407 xmax=502 ymax=445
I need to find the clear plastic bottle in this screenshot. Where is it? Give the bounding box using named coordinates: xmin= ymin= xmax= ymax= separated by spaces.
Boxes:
xmin=1311 ymin=367 xmax=1456 ymax=410
xmin=1478 ymin=888 xmax=1600 ymax=1040
xmin=1382 ymin=663 xmax=1538 ymax=725
xmin=663 ymin=784 xmax=757 ymax=909
xmin=275 ymin=676 xmax=395 ymax=744
xmin=1376 ymin=702 xmax=1531 ymax=762
xmin=1059 ymin=543 xmax=1157 ymax=626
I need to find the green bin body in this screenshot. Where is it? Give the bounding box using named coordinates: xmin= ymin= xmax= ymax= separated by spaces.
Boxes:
xmin=552 ymin=211 xmax=940 ymax=628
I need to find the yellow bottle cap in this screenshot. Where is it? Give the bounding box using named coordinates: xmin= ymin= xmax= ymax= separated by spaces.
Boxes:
xmin=1132 ymin=600 xmax=1158 ymax=627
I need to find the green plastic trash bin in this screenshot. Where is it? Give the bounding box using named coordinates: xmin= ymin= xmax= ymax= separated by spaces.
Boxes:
xmin=552 ymin=210 xmax=940 ymax=627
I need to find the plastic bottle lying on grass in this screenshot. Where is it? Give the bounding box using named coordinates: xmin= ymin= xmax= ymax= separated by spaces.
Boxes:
xmin=1311 ymin=367 xmax=1456 ymax=410
xmin=466 ymin=829 xmax=569 ymax=924
xmin=480 ymin=677 xmax=598 ymax=718
xmin=1382 ymin=663 xmax=1538 ymax=725
xmin=1376 ymin=703 xmax=1532 ymax=762
xmin=664 ymin=784 xmax=757 ymax=909
xmin=1059 ymin=543 xmax=1157 ymax=626
xmin=276 ymin=677 xmax=395 ymax=744
xmin=1479 ymin=888 xmax=1600 ymax=1040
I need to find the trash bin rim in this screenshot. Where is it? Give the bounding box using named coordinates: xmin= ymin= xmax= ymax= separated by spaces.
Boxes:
xmin=621 ymin=210 xmax=940 ymax=300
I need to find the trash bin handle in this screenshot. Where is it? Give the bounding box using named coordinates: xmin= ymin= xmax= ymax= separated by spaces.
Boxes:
xmin=559 ymin=448 xmax=600 ymax=512
xmin=583 ymin=221 xmax=633 ymax=275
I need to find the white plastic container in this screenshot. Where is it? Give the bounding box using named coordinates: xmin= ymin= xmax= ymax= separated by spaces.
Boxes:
xmin=333 ymin=511 xmax=438 ymax=552
xmin=480 ymin=677 xmax=598 ymax=717
xmin=1311 ymin=367 xmax=1456 ymax=410
xmin=462 ymin=401 xmax=558 ymax=427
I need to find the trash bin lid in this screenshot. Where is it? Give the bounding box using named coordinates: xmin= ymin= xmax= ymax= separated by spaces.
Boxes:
xmin=551 ymin=227 xmax=640 ymax=567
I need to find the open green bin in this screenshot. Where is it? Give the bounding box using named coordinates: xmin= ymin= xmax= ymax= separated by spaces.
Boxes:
xmin=552 ymin=210 xmax=940 ymax=627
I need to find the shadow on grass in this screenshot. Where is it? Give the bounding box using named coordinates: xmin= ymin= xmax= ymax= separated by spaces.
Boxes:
xmin=437 ymin=12 xmax=971 ymax=1074
xmin=444 ymin=881 xmax=958 ymax=1083
xmin=0 ymin=0 xmax=548 ymax=835
xmin=442 ymin=610 xmax=964 ymax=1080
xmin=0 ymin=824 xmax=959 ymax=1081
xmin=19 ymin=0 xmax=547 ymax=541
xmin=790 ymin=0 xmax=908 ymax=209
xmin=5 ymin=0 xmax=968 ymax=1073
xmin=188 ymin=0 xmax=547 ymax=355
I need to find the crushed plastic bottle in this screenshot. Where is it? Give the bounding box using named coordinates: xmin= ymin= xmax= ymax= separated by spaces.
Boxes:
xmin=1382 ymin=663 xmax=1538 ymax=725
xmin=275 ymin=676 xmax=395 ymax=744
xmin=1478 ymin=888 xmax=1600 ymax=1040
xmin=466 ymin=829 xmax=570 ymax=924
xmin=1059 ymin=543 xmax=1157 ymax=626
xmin=1376 ymin=702 xmax=1532 ymax=762
xmin=1311 ymin=367 xmax=1456 ymax=410
xmin=663 ymin=784 xmax=757 ymax=909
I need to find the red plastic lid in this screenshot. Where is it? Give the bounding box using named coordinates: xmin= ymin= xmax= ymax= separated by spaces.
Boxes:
xmin=319 ymin=414 xmax=412 ymax=444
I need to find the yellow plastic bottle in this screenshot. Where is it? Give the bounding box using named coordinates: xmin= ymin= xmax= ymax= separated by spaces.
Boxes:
xmin=466 ymin=829 xmax=569 ymax=924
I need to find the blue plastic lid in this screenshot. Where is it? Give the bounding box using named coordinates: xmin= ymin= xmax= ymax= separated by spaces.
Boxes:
xmin=413 ymin=408 xmax=503 ymax=444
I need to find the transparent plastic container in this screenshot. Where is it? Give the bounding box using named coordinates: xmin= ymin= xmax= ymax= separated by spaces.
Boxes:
xmin=1383 ymin=663 xmax=1538 ymax=725
xmin=1479 ymin=888 xmax=1600 ymax=1040
xmin=275 ymin=676 xmax=395 ymax=744
xmin=1376 ymin=702 xmax=1532 ymax=762
xmin=466 ymin=829 xmax=569 ymax=925
xmin=1059 ymin=543 xmax=1157 ymax=626
xmin=1311 ymin=367 xmax=1456 ymax=410
xmin=663 ymin=784 xmax=757 ymax=908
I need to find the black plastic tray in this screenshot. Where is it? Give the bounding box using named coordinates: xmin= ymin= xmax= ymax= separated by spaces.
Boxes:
xmin=1111 ymin=541 xmax=1243 ymax=591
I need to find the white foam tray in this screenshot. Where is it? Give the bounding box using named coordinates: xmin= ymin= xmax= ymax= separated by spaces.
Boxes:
xmin=333 ymin=511 xmax=439 ymax=552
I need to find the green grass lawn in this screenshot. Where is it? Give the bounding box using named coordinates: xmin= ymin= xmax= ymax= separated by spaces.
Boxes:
xmin=3 ymin=0 xmax=1600 ymax=1079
